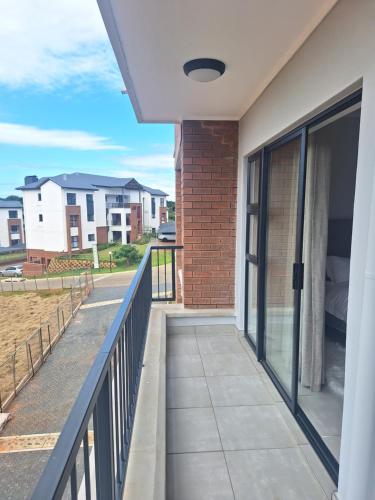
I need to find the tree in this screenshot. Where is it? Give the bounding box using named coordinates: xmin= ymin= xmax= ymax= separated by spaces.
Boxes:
xmin=0 ymin=195 xmax=23 ymax=204
xmin=167 ymin=200 xmax=175 ymax=220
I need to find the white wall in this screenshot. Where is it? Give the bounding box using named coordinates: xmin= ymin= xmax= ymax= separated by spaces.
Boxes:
xmin=0 ymin=208 xmax=24 ymax=247
xmin=23 ymin=182 xmax=67 ymax=251
xmin=65 ymin=190 xmax=97 ymax=250
xmin=235 ymin=1 xmax=375 ymax=498
xmin=0 ymin=209 xmax=10 ymax=247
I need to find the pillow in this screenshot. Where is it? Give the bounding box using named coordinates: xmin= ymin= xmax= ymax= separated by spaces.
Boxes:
xmin=326 ymin=256 xmax=350 ymax=283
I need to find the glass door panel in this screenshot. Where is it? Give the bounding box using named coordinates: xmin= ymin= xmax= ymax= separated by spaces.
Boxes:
xmin=245 ymin=156 xmax=260 ymax=345
xmin=264 ymin=138 xmax=301 ymax=396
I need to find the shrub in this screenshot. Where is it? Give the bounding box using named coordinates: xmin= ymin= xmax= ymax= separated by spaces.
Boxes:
xmin=112 ymin=245 xmax=141 ymax=266
xmin=137 ymin=231 xmax=154 ymax=244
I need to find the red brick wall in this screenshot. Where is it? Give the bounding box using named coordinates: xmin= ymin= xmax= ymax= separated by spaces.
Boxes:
xmin=96 ymin=226 xmax=108 ymax=244
xmin=130 ymin=203 xmax=142 ymax=242
xmin=159 ymin=207 xmax=167 ymax=224
xmin=175 ymin=168 xmax=183 ymax=303
xmin=178 ymin=120 xmax=238 ymax=308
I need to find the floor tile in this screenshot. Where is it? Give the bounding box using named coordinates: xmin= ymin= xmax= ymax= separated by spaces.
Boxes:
xmin=167 ymin=408 xmax=221 ymax=453
xmin=225 ymin=448 xmax=327 ymax=500
xmin=167 ymin=335 xmax=199 ymax=355
xmin=299 ymin=391 xmax=343 ymax=436
xmin=197 ymin=336 xmax=244 ymax=355
xmin=167 ymin=377 xmax=211 ymax=409
xmin=201 ymin=352 xmax=257 ymax=376
xmin=260 ymin=373 xmax=284 ymax=402
xmin=207 ymin=375 xmax=271 ymax=407
xmin=167 ymin=354 xmax=204 ymax=378
xmin=167 ymin=452 xmax=234 ymax=500
xmin=215 ymin=405 xmax=296 ymax=450
xmin=275 ymin=402 xmax=308 ymax=445
xmin=195 ymin=324 xmax=236 ymax=336
xmin=299 ymin=444 xmax=337 ymax=499
xmin=167 ymin=325 xmax=196 ymax=335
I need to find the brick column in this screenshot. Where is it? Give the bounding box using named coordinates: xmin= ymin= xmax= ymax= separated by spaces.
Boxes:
xmin=178 ymin=120 xmax=238 ymax=308
xmin=175 ymin=168 xmax=183 ymax=303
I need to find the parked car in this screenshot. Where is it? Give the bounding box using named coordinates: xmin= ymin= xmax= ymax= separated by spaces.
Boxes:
xmin=0 ymin=265 xmax=23 ymax=277
xmin=157 ymin=222 xmax=176 ymax=242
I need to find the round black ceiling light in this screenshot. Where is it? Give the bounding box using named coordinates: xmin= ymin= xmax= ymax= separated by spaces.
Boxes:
xmin=183 ymin=58 xmax=225 ymax=82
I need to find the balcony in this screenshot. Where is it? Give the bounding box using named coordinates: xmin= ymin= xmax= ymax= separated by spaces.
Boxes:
xmin=30 ymin=245 xmax=335 ymax=500
xmin=106 ymin=202 xmax=131 ymax=209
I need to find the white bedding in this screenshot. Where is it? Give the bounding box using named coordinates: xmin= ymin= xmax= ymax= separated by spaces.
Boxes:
xmin=325 ymin=282 xmax=348 ymax=323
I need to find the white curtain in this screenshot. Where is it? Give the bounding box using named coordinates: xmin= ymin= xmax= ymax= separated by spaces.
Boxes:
xmin=300 ymin=135 xmax=331 ymax=391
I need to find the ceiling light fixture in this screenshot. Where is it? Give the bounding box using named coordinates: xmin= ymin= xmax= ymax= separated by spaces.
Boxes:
xmin=183 ymin=58 xmax=225 ymax=82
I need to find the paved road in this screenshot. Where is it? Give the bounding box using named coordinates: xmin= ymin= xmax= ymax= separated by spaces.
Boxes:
xmin=0 ymin=271 xmax=134 ymax=500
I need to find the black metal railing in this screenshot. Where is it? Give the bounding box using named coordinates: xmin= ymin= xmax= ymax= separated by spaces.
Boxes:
xmin=151 ymin=245 xmax=183 ymax=302
xmin=31 ymin=244 xmax=182 ymax=500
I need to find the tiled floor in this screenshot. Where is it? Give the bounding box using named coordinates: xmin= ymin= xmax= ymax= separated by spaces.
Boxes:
xmin=166 ymin=325 xmax=336 ymax=500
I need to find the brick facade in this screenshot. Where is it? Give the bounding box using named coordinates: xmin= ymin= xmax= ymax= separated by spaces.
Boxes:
xmin=175 ymin=120 xmax=238 ymax=308
xmin=130 ymin=203 xmax=142 ymax=242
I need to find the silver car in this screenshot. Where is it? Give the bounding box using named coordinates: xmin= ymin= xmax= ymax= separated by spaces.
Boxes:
xmin=0 ymin=265 xmax=23 ymax=277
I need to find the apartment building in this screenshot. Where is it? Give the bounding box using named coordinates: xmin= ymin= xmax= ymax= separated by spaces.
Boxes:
xmin=17 ymin=173 xmax=167 ymax=265
xmin=0 ymin=200 xmax=24 ymax=248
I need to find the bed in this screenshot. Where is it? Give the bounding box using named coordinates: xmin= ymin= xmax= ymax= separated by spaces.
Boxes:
xmin=325 ymin=219 xmax=352 ymax=338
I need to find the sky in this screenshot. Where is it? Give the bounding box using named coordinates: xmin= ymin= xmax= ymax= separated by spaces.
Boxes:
xmin=0 ymin=0 xmax=175 ymax=199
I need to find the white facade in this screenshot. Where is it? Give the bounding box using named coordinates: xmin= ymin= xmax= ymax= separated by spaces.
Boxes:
xmin=0 ymin=205 xmax=24 ymax=248
xmin=21 ymin=176 xmax=168 ymax=254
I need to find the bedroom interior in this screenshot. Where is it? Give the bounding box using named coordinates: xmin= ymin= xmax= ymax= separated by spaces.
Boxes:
xmin=298 ymin=103 xmax=361 ymax=462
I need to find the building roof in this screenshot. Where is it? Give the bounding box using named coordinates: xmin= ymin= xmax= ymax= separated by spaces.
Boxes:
xmin=141 ymin=184 xmax=169 ymax=196
xmin=17 ymin=173 xmax=166 ymax=194
xmin=0 ymin=200 xmax=23 ymax=209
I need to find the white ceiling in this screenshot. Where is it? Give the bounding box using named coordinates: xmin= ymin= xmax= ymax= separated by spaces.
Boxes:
xmin=98 ymin=0 xmax=337 ymax=123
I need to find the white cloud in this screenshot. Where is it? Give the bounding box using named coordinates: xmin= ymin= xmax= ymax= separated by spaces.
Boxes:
xmin=0 ymin=122 xmax=126 ymax=150
xmin=120 ymin=154 xmax=174 ymax=169
xmin=0 ymin=0 xmax=121 ymax=89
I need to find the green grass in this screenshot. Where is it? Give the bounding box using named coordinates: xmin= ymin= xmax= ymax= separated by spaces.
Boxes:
xmin=0 ymin=251 xmax=26 ymax=263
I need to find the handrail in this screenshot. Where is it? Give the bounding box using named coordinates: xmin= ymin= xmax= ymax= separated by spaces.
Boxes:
xmin=31 ymin=246 xmax=153 ymax=500
xmin=31 ymin=244 xmax=184 ymax=499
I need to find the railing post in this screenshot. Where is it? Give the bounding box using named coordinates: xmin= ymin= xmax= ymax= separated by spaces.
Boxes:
xmin=93 ymin=369 xmax=115 ymax=500
xmin=171 ymin=248 xmax=176 ymax=301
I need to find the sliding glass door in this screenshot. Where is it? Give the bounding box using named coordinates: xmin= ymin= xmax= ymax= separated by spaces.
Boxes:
xmin=244 ymin=90 xmax=362 ymax=484
xmin=263 ymin=137 xmax=302 ymax=397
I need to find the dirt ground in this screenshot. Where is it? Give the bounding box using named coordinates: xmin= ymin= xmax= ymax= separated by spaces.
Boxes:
xmin=0 ymin=290 xmax=69 ymax=365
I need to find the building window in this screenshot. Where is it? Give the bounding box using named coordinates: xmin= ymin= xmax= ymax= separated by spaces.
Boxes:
xmin=88 ymin=233 xmax=95 ymax=242
xmin=70 ymin=214 xmax=79 ymax=227
xmin=160 ymin=198 xmax=164 ymax=207
xmin=39 ymin=214 xmax=43 ymax=222
xmin=71 ymin=235 xmax=79 ymax=249
xmin=116 ymin=195 xmax=124 ymax=203
xmin=112 ymin=213 xmax=122 ymax=226
xmin=126 ymin=213 xmax=131 ymax=226
xmin=151 ymin=197 xmax=156 ymax=218
xmin=11 ymin=239 xmax=20 ymax=246
xmin=86 ymin=194 xmax=94 ymax=221
xmin=10 ymin=225 xmax=19 ymax=234
xmin=66 ymin=193 xmax=76 ymax=206
xmin=38 ymin=193 xmax=42 ymax=201
xmin=8 ymin=210 xmax=18 ymax=218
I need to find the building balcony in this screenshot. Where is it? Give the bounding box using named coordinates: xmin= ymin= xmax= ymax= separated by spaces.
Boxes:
xmin=30 ymin=244 xmax=335 ymax=500
xmin=106 ymin=202 xmax=131 ymax=209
